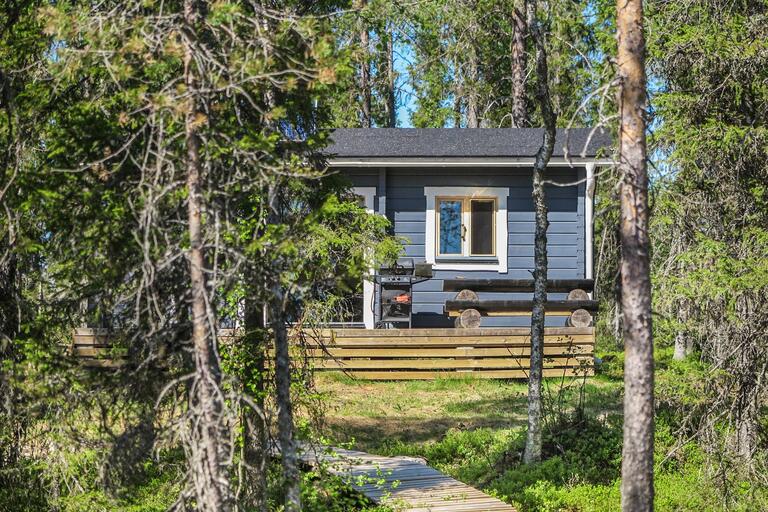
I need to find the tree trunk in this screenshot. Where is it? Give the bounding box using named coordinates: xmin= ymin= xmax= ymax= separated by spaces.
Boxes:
xmin=384 ymin=27 xmax=396 ymax=127
xmin=523 ymin=1 xmax=556 ymax=465
xmin=510 ymin=3 xmax=528 ymax=128
xmin=238 ymin=299 xmax=268 ymax=512
xmin=466 ymin=44 xmax=479 ymax=128
xmin=616 ymin=0 xmax=654 ymax=510
xmin=182 ymin=2 xmax=231 ymax=510
xmin=271 ymin=287 xmax=301 ymax=512
xmin=672 ymin=301 xmax=692 ymax=360
xmin=0 ymin=235 xmax=21 ymax=468
xmin=453 ymin=70 xmax=463 ymax=128
xmin=355 ymin=0 xmax=371 ymax=128
xmin=672 ymin=332 xmax=688 ymax=361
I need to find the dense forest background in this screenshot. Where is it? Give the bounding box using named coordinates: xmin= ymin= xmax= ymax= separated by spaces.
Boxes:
xmin=1 ymin=0 xmax=766 ymax=511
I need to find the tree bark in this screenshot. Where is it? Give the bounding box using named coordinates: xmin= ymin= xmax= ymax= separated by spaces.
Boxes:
xmin=672 ymin=332 xmax=689 ymax=361
xmin=672 ymin=301 xmax=692 ymax=360
xmin=182 ymin=1 xmax=231 ymax=510
xmin=238 ymin=299 xmax=267 ymax=512
xmin=453 ymin=65 xmax=463 ymax=128
xmin=384 ymin=27 xmax=396 ymax=128
xmin=0 ymin=231 xmax=21 ymax=468
xmin=271 ymin=287 xmax=301 ymax=512
xmin=616 ymin=0 xmax=654 ymax=510
xmin=510 ymin=3 xmax=529 ymax=128
xmin=523 ymin=1 xmax=556 ymax=465
xmin=355 ymin=0 xmax=371 ymax=128
xmin=466 ymin=44 xmax=479 ymax=128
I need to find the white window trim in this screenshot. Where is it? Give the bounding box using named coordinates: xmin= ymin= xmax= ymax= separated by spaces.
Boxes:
xmin=353 ymin=187 xmax=377 ymax=328
xmin=425 ymin=186 xmax=509 ymax=273
xmin=354 ymin=187 xmax=376 ymax=213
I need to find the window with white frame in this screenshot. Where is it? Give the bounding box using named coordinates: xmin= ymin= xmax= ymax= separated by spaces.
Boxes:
xmin=425 ymin=187 xmax=509 ymax=272
xmin=436 ymin=197 xmax=496 ymax=257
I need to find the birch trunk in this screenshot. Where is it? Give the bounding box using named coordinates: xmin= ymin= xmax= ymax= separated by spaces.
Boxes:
xmin=616 ymin=0 xmax=654 ymax=510
xmin=453 ymin=56 xmax=463 ymax=128
xmin=466 ymin=44 xmax=479 ymax=128
xmin=271 ymin=286 xmax=301 ymax=511
xmin=510 ymin=3 xmax=528 ymax=128
xmin=182 ymin=1 xmax=231 ymax=509
xmin=523 ymin=2 xmax=555 ymax=465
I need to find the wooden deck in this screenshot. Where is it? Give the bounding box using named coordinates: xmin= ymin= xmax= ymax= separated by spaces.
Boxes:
xmin=302 ymin=327 xmax=594 ymax=380
xmin=300 ymin=445 xmax=516 ymax=511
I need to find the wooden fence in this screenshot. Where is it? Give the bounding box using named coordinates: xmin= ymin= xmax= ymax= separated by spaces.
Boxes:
xmin=300 ymin=327 xmax=594 ymax=380
xmin=70 ymin=326 xmax=595 ymax=379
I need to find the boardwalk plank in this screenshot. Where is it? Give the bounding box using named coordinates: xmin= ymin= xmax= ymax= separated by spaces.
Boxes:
xmin=298 ymin=446 xmax=516 ymax=512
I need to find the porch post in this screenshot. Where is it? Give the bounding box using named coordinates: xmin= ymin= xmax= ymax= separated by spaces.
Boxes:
xmin=374 ymin=168 xmax=387 ymax=328
xmin=377 ymin=167 xmax=387 ymax=216
xmin=585 ymin=163 xmax=595 ymax=282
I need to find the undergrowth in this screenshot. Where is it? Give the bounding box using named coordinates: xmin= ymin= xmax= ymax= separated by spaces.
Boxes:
xmin=321 ymin=351 xmax=768 ymax=512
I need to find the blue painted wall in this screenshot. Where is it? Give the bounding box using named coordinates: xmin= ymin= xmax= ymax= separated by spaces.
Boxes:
xmin=340 ymin=167 xmax=588 ymax=327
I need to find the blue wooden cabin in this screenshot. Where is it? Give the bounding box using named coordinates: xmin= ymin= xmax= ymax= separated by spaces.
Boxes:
xmin=326 ymin=128 xmax=611 ymax=331
xmin=72 ymin=128 xmax=611 ymax=379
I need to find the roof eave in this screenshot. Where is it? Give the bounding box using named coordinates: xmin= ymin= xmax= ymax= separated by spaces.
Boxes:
xmin=328 ymin=156 xmax=615 ymax=167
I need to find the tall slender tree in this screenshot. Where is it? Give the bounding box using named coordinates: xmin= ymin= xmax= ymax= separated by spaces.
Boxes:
xmin=523 ymin=0 xmax=556 ymax=464
xmin=181 ymin=1 xmax=231 ymax=508
xmin=616 ymin=0 xmax=654 ymax=510
xmin=510 ymin=1 xmax=529 ymax=128
xmin=355 ymin=0 xmax=372 ymax=127
xmin=383 ymin=25 xmax=397 ymax=127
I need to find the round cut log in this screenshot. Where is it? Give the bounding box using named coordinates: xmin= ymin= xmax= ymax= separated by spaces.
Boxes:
xmin=567 ymin=288 xmax=590 ymax=301
xmin=455 ymin=308 xmax=482 ymax=328
xmin=454 ymin=289 xmax=479 ymax=301
xmin=568 ymin=308 xmax=593 ymax=327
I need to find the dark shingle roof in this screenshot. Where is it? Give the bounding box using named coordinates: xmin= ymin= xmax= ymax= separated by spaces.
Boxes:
xmin=326 ymin=128 xmax=611 ymax=159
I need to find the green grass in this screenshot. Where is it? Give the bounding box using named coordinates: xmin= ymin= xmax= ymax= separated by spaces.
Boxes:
xmin=315 ymin=359 xmax=767 ymax=512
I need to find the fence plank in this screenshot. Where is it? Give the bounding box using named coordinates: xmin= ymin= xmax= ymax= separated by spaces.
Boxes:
xmin=300 ymin=345 xmax=593 ymax=358
xmin=340 ymin=368 xmax=593 ymax=380
xmin=314 ymin=356 xmax=593 ymax=370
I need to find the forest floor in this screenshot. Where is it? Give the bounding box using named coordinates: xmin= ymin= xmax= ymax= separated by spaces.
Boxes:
xmin=315 ymin=347 xmax=766 ymax=512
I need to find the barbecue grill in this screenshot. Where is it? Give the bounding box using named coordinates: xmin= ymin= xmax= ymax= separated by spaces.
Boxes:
xmin=375 ymin=259 xmax=432 ymax=328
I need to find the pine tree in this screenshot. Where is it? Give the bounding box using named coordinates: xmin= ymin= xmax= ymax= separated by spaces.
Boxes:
xmin=616 ymin=0 xmax=654 ymax=509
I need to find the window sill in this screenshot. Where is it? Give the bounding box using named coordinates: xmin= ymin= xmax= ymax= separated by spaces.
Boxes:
xmin=432 ymin=258 xmax=506 ymax=273
xmin=435 ymin=257 xmax=499 ymax=264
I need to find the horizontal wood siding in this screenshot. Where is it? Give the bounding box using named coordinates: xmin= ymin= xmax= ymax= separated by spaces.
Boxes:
xmin=342 ymin=167 xmax=587 ymax=327
xmin=302 ymin=327 xmax=594 ymax=380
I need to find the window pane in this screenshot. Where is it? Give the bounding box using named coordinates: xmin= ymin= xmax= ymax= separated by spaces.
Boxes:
xmin=438 ymin=200 xmax=463 ymax=255
xmin=471 ymin=200 xmax=494 ymax=255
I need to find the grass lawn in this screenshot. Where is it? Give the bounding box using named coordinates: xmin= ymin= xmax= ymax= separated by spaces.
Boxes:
xmin=313 ymin=352 xmax=765 ymax=511
xmin=317 ymin=373 xmax=622 ymax=452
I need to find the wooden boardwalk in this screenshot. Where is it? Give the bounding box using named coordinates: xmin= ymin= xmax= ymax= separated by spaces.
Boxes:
xmin=299 ymin=445 xmax=516 ymax=511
